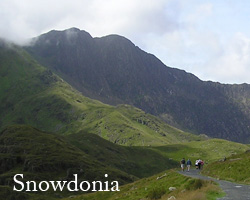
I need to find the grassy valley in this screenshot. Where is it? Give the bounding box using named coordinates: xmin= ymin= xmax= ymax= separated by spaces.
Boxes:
xmin=149 ymin=139 xmax=250 ymax=164
xmin=0 ymin=125 xmax=135 ymax=200
xmin=67 ymin=133 xmax=250 ymax=178
xmin=1 ymin=124 xmax=248 ymax=200
xmin=66 ymin=132 xmax=177 ymax=178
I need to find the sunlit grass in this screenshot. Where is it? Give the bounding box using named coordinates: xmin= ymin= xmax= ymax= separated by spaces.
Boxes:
xmin=61 ymin=170 xmax=223 ymax=200
xmin=202 ymin=150 xmax=250 ymax=184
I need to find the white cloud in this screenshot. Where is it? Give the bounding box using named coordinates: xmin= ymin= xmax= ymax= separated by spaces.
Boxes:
xmin=203 ymin=33 xmax=250 ymax=83
xmin=185 ymin=3 xmax=213 ymax=25
xmin=141 ymin=1 xmax=250 ymax=84
xmin=0 ymin=0 xmax=174 ymax=43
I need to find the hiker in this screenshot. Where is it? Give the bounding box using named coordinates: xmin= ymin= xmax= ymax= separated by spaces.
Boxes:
xmin=200 ymin=160 xmax=204 ymax=170
xmin=195 ymin=159 xmax=199 ymax=169
xmin=180 ymin=158 xmax=185 ymax=172
xmin=186 ymin=159 xmax=192 ymax=171
xmin=197 ymin=159 xmax=202 ymax=170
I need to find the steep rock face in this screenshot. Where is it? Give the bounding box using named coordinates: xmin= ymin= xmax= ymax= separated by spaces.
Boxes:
xmin=26 ymin=28 xmax=250 ymax=143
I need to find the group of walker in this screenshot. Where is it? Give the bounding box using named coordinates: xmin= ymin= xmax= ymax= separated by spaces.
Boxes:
xmin=180 ymin=158 xmax=204 ymax=171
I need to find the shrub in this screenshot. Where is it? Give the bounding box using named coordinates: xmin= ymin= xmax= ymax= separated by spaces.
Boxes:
xmin=185 ymin=179 xmax=203 ymax=190
xmin=147 ymin=187 xmax=166 ymax=199
xmin=193 ymin=179 xmax=203 ymax=189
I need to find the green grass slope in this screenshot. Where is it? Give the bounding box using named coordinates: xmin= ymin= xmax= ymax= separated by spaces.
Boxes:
xmin=149 ymin=139 xmax=250 ymax=164
xmin=0 ymin=125 xmax=135 ymax=200
xmin=202 ymin=150 xmax=250 ymax=184
xmin=78 ymin=104 xmax=204 ymax=146
xmin=0 ymin=125 xmax=247 ymax=200
xmin=66 ymin=134 xmax=250 ymax=181
xmin=62 ymin=170 xmax=223 ymax=200
xmin=0 ymin=41 xmax=202 ymax=146
xmin=66 ymin=132 xmax=177 ymax=178
xmin=66 ymin=132 xmax=250 ymax=186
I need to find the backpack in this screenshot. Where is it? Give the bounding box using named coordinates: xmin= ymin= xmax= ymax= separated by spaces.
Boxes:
xmin=181 ymin=159 xmax=185 ymax=164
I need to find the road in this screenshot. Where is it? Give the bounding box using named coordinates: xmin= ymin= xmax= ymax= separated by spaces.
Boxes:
xmin=179 ymin=169 xmax=250 ymax=200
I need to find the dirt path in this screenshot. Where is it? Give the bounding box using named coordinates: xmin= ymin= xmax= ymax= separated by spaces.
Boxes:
xmin=179 ymin=169 xmax=250 ymax=200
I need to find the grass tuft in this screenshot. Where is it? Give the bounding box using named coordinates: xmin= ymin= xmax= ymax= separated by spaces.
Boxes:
xmin=147 ymin=187 xmax=166 ymax=199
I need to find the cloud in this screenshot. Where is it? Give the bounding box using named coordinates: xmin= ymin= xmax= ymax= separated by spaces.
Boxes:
xmin=0 ymin=0 xmax=70 ymax=43
xmin=140 ymin=1 xmax=250 ymax=84
xmin=140 ymin=2 xmax=219 ymax=73
xmin=203 ymin=32 xmax=250 ymax=83
xmin=0 ymin=0 xmax=176 ymax=44
xmin=185 ymin=3 xmax=213 ymax=24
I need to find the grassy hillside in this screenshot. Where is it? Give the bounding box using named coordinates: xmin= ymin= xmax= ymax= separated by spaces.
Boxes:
xmin=1 ymin=126 xmax=245 ymax=200
xmin=66 ymin=134 xmax=249 ymax=178
xmin=3 ymin=125 xmax=226 ymax=200
xmin=0 ymin=125 xmax=135 ymax=200
xmin=0 ymin=41 xmax=202 ymax=146
xmin=66 ymin=132 xmax=177 ymax=178
xmin=202 ymin=150 xmax=250 ymax=184
xmin=62 ymin=170 xmax=224 ymax=200
xmin=78 ymin=104 xmax=204 ymax=146
xmin=149 ymin=139 xmax=250 ymax=164
xmin=0 ymin=126 xmax=248 ymax=200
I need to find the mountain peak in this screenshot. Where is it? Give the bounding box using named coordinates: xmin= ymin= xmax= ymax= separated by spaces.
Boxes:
xmin=66 ymin=27 xmax=80 ymax=32
xmin=28 ymin=27 xmax=93 ymax=48
xmin=98 ymin=34 xmax=134 ymax=44
xmin=64 ymin=27 xmax=93 ymax=39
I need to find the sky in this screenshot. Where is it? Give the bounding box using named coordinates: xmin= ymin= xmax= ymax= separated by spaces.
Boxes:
xmin=0 ymin=0 xmax=250 ymax=84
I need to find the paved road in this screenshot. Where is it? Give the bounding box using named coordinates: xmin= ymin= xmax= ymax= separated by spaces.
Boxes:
xmin=179 ymin=169 xmax=250 ymax=200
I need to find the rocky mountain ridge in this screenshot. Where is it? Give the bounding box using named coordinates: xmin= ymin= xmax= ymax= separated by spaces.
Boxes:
xmin=25 ymin=28 xmax=250 ymax=143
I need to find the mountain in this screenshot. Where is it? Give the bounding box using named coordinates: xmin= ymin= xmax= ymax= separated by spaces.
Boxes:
xmin=0 ymin=39 xmax=201 ymax=146
xmin=1 ymin=37 xmax=249 ymax=200
xmin=25 ymin=28 xmax=250 ymax=143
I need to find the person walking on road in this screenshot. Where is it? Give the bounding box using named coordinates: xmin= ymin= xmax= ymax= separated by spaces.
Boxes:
xmin=186 ymin=159 xmax=192 ymax=172
xmin=197 ymin=159 xmax=202 ymax=170
xmin=195 ymin=159 xmax=199 ymax=169
xmin=180 ymin=158 xmax=185 ymax=172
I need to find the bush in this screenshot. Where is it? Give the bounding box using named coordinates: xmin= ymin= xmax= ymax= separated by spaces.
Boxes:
xmin=193 ymin=179 xmax=203 ymax=189
xmin=147 ymin=187 xmax=166 ymax=200
xmin=185 ymin=179 xmax=203 ymax=190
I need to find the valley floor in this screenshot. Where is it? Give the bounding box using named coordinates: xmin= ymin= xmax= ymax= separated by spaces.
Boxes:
xmin=179 ymin=169 xmax=250 ymax=200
